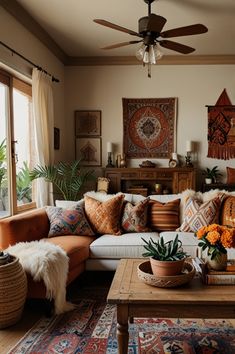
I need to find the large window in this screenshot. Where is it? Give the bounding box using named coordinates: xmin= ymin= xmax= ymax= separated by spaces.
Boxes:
xmin=0 ymin=69 xmax=36 ymax=218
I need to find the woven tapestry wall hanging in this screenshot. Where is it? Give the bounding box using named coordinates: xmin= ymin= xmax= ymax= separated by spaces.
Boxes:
xmin=207 ymin=89 xmax=235 ymax=160
xmin=123 ymin=97 xmax=177 ymax=158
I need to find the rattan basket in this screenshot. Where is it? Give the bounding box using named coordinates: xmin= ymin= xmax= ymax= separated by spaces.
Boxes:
xmin=0 ymin=255 xmax=27 ymax=329
xmin=137 ymin=260 xmax=195 ymax=288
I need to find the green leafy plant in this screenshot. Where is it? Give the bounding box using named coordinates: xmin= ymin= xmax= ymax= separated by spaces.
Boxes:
xmin=142 ymin=235 xmax=188 ymax=261
xmin=29 ymin=160 xmax=94 ymax=201
xmin=202 ymin=166 xmax=221 ymax=183
xmin=0 ymin=139 xmax=7 ymax=192
xmin=16 ymin=161 xmax=32 ymax=202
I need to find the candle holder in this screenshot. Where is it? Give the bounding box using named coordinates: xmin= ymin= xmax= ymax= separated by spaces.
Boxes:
xmin=106 ymin=152 xmax=114 ymax=168
xmin=185 ymin=151 xmax=193 ymax=167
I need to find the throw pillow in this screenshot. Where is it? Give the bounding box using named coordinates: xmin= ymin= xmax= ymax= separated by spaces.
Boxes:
xmin=220 ymin=196 xmax=235 ymax=227
xmin=84 ymin=194 xmax=124 ymax=235
xmin=177 ymin=196 xmax=222 ymax=232
xmin=227 ymin=167 xmax=235 ymax=184
xmin=46 ymin=206 xmax=95 ymax=237
xmin=149 ymin=199 xmax=180 ymax=232
xmin=121 ymin=198 xmax=150 ymax=232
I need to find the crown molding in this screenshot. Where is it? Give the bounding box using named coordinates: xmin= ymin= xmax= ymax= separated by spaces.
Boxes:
xmin=2 ymin=1 xmax=235 ymax=67
xmin=66 ymin=55 xmax=235 ymax=66
xmin=0 ymin=0 xmax=68 ymax=64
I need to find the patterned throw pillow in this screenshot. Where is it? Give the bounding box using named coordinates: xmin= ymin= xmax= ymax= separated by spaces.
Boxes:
xmin=121 ymin=198 xmax=150 ymax=232
xmin=46 ymin=206 xmax=95 ymax=237
xmin=84 ymin=194 xmax=124 ymax=235
xmin=220 ymin=196 xmax=235 ymax=227
xmin=149 ymin=199 xmax=180 ymax=232
xmin=177 ymin=196 xmax=222 ymax=232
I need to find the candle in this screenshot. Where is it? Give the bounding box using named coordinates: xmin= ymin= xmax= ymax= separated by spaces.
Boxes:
xmin=172 ymin=152 xmax=178 ymax=160
xmin=107 ymin=142 xmax=112 ymax=153
xmin=186 ymin=140 xmax=192 ymax=152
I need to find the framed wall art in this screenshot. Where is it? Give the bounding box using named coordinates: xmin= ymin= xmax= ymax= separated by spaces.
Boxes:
xmin=75 ymin=137 xmax=101 ymax=166
xmin=75 ymin=110 xmax=101 ymax=136
xmin=122 ymin=97 xmax=177 ymax=159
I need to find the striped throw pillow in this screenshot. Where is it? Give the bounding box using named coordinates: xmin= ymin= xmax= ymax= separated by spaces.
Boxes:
xmin=149 ymin=199 xmax=180 ymax=232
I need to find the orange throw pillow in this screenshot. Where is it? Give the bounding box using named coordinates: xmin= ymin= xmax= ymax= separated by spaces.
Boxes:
xmin=84 ymin=194 xmax=124 ymax=235
xmin=221 ymin=196 xmax=235 ymax=227
xmin=226 ymin=167 xmax=235 ymax=184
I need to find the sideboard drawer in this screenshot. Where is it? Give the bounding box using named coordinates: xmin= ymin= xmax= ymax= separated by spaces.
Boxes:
xmin=121 ymin=172 xmax=139 ymax=179
xmin=155 ymin=172 xmax=172 ymax=179
xmin=140 ymin=171 xmax=156 ymax=179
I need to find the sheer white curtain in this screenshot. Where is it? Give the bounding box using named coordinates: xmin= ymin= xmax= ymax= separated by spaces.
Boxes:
xmin=32 ymin=68 xmax=54 ymax=207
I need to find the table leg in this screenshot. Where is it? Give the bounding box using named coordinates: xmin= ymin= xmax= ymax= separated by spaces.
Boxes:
xmin=117 ymin=304 xmax=129 ymax=354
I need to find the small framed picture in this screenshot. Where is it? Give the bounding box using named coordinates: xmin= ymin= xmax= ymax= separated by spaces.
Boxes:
xmin=75 ymin=137 xmax=101 ymax=166
xmin=75 ymin=110 xmax=101 ymax=136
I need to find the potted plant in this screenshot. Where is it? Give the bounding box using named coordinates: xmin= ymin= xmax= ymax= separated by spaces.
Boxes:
xmin=203 ymin=166 xmax=221 ymax=184
xmin=29 ymin=160 xmax=94 ymax=201
xmin=141 ymin=235 xmax=188 ymax=276
xmin=196 ymin=224 xmax=235 ymax=271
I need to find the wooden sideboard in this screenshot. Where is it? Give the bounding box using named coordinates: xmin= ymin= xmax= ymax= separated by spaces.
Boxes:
xmin=104 ymin=167 xmax=196 ymax=195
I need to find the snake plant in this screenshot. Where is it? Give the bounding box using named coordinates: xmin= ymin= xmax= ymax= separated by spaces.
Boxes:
xmin=142 ymin=235 xmax=188 ymax=261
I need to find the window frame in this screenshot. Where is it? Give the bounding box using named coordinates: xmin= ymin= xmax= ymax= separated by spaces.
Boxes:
xmin=0 ymin=68 xmax=36 ymax=217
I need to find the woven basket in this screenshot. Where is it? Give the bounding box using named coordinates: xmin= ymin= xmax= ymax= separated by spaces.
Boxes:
xmin=0 ymin=255 xmax=27 ymax=329
xmin=137 ymin=260 xmax=195 ymax=288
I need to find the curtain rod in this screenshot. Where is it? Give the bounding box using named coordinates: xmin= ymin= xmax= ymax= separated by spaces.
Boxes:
xmin=0 ymin=41 xmax=59 ymax=83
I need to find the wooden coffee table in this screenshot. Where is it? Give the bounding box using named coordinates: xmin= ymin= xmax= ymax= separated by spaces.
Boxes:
xmin=107 ymin=258 xmax=235 ymax=354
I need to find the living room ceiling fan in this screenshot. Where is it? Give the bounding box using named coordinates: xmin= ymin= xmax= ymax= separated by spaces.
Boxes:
xmin=94 ymin=0 xmax=208 ymax=77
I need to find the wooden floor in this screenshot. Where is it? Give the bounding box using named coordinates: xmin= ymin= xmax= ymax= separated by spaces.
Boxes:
xmin=0 ymin=271 xmax=114 ymax=354
xmin=1 ymin=270 xmax=235 ymax=353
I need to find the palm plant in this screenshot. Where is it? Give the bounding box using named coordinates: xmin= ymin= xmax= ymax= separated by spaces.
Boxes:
xmin=16 ymin=161 xmax=32 ymax=202
xmin=29 ymin=160 xmax=94 ymax=201
xmin=0 ymin=139 xmax=7 ymax=192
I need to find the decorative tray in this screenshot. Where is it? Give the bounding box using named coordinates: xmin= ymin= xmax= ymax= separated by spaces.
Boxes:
xmin=137 ymin=260 xmax=195 ymax=288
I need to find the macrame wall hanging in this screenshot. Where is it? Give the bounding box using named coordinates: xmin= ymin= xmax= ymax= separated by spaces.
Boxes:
xmin=207 ymin=89 xmax=235 ymax=160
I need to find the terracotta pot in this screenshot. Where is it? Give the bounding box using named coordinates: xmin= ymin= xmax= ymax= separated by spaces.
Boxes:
xmin=150 ymin=257 xmax=185 ymax=277
xmin=206 ymin=253 xmax=227 ymax=271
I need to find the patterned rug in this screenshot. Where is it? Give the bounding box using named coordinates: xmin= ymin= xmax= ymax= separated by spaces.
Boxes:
xmin=8 ymin=299 xmax=235 ymax=354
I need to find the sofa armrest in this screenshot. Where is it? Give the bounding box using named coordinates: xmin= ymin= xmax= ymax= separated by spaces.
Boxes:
xmin=0 ymin=208 xmax=50 ymax=249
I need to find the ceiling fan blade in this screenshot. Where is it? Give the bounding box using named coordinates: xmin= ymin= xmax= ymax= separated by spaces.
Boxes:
xmin=147 ymin=14 xmax=167 ymax=33
xmin=101 ymin=41 xmax=142 ymax=50
xmin=160 ymin=24 xmax=208 ymax=38
xmin=159 ymin=40 xmax=195 ymax=54
xmin=93 ymin=19 xmax=141 ymax=37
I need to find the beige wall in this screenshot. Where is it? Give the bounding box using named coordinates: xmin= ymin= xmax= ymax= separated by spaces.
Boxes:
xmin=0 ymin=7 xmax=66 ymax=162
xmin=65 ymin=64 xmax=235 ymax=182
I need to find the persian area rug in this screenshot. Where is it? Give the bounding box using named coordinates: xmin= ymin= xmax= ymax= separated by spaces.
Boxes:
xmin=8 ymin=300 xmax=235 ymax=354
xmin=122 ymin=97 xmax=177 ymax=159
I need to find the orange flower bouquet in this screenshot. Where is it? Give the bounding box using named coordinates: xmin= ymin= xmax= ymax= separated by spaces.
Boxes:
xmin=196 ymin=224 xmax=235 ymax=260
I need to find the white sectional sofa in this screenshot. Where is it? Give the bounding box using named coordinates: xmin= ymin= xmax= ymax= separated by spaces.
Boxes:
xmin=55 ymin=189 xmax=235 ymax=272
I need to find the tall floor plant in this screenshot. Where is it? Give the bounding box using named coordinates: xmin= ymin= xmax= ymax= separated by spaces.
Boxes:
xmin=30 ymin=160 xmax=94 ymax=201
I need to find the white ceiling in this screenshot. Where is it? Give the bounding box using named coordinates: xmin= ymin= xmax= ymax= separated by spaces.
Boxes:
xmin=16 ymin=0 xmax=235 ymax=57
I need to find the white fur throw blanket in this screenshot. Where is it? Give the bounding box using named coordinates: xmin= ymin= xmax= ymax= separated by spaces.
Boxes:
xmin=6 ymin=240 xmax=75 ymax=314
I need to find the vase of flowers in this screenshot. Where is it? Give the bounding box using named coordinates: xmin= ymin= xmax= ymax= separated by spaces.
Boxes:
xmin=196 ymin=224 xmax=235 ymax=271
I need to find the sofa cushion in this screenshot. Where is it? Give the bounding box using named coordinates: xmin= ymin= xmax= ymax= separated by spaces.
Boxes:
xmin=46 ymin=206 xmax=94 ymax=237
xmin=55 ymin=199 xmax=84 ymax=208
xmin=221 ymin=196 xmax=235 ymax=227
xmin=149 ymin=198 xmax=180 ymax=232
xmin=177 ymin=196 xmax=222 ymax=232
xmin=84 ymin=194 xmax=124 ymax=235
xmin=45 ymin=235 xmax=95 ymax=270
xmin=160 ymin=231 xmax=199 ymax=258
xmin=89 ymin=232 xmax=159 ymax=259
xmin=121 ymin=198 xmax=150 ymax=232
